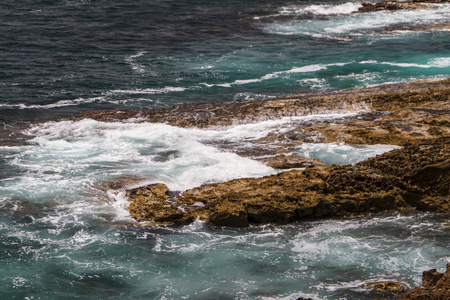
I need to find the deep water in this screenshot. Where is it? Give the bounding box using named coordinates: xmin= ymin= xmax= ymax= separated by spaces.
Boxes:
xmin=0 ymin=0 xmax=449 ymax=299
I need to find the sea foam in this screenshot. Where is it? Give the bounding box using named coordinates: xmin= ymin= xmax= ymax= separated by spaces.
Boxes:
xmin=294 ymin=143 xmax=401 ymax=166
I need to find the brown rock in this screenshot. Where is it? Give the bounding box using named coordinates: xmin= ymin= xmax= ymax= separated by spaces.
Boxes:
xmin=395 ymin=263 xmax=450 ymax=299
xmin=261 ymin=155 xmax=322 ymax=169
xmin=208 ymin=202 xmax=249 ymax=227
xmin=357 ymin=0 xmax=432 ymax=13
xmin=97 ymin=78 xmax=449 ymax=227
xmin=125 ymin=137 xmax=449 ymax=226
xmin=127 ymin=184 xmax=186 ymax=224
xmin=369 ymin=281 xmax=407 ymax=293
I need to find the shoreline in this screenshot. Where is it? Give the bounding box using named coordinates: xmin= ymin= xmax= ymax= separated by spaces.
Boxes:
xmin=106 ymin=77 xmax=449 ymax=299
xmin=77 ymin=77 xmax=450 ymax=227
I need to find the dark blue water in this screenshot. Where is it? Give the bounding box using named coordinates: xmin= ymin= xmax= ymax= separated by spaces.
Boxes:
xmin=0 ymin=0 xmax=449 ymax=299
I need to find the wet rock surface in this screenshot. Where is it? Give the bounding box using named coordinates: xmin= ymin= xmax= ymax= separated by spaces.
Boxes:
xmin=394 ymin=263 xmax=450 ymax=299
xmin=357 ymin=0 xmax=449 ymax=13
xmin=126 ymin=137 xmax=449 ymax=226
xmin=76 ymin=79 xmax=450 ymax=149
xmin=118 ymin=79 xmax=450 ymax=227
xmin=369 ymin=281 xmax=407 ymax=293
xmin=77 ymin=79 xmax=450 ymax=165
xmin=357 ymin=0 xmax=432 ymax=13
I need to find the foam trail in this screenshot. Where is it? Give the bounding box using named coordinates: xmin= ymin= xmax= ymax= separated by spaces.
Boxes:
xmin=279 ymin=2 xmax=362 ymax=16
xmin=125 ymin=51 xmax=149 ymax=74
xmin=109 ymin=86 xmax=187 ymax=94
xmin=360 ymin=57 xmax=450 ymax=69
xmin=210 ymin=63 xmax=349 ymax=87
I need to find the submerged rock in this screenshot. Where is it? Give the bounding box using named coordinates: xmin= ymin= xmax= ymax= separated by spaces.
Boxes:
xmin=260 ymin=155 xmax=322 ymax=169
xmin=394 ymin=263 xmax=450 ymax=299
xmin=0 ymin=199 xmax=41 ymax=221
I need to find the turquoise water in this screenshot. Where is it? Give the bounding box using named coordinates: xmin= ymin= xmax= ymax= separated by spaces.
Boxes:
xmin=0 ymin=0 xmax=449 ymax=298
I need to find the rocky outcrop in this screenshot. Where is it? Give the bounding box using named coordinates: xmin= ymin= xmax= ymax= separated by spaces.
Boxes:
xmin=260 ymin=155 xmax=321 ymax=169
xmin=127 ymin=184 xmax=190 ymax=225
xmin=394 ymin=263 xmax=450 ymax=299
xmin=126 ymin=137 xmax=449 ymax=226
xmin=357 ymin=0 xmax=450 ymax=13
xmin=76 ymin=79 xmax=450 ymax=149
xmin=357 ymin=0 xmax=432 ymax=13
xmin=77 ymin=78 xmax=446 ymax=227
xmin=369 ymin=281 xmax=407 ymax=293
xmin=79 ymin=79 xmax=450 ymax=167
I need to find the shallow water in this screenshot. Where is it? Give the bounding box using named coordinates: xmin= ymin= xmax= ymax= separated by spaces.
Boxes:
xmin=0 ymin=0 xmax=449 ymax=298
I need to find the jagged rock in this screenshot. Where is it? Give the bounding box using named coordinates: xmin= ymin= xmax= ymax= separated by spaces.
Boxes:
xmin=395 ymin=263 xmax=450 ymax=299
xmin=358 ymin=0 xmax=431 ymax=13
xmin=102 ymin=78 xmax=449 ymax=227
xmin=76 ymin=79 xmax=450 ymax=148
xmin=369 ymin=281 xmax=407 ymax=293
xmin=127 ymin=184 xmax=187 ymax=224
xmin=126 ymin=137 xmax=449 ymax=226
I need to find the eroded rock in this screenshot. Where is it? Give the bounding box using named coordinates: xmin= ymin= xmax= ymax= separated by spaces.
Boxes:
xmin=369 ymin=281 xmax=407 ymax=293
xmin=357 ymin=0 xmax=432 ymax=13
xmin=126 ymin=137 xmax=449 ymax=226
xmin=260 ymin=155 xmax=322 ymax=169
xmin=127 ymin=184 xmax=187 ymax=224
xmin=76 ymin=79 xmax=450 ymax=148
xmin=395 ymin=263 xmax=450 ymax=299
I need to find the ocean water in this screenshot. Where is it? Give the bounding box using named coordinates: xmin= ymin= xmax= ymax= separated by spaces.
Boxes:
xmin=0 ymin=0 xmax=449 ymax=299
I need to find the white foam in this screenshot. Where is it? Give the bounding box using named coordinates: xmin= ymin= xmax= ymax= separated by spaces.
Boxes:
xmin=267 ymin=3 xmax=450 ymax=37
xmin=295 ymin=143 xmax=401 ymax=166
xmin=279 ymin=2 xmax=362 ymax=16
xmin=1 ymin=111 xmax=373 ymax=221
xmin=109 ymin=86 xmax=187 ymax=95
xmin=360 ymin=57 xmax=450 ymax=69
xmin=125 ymin=51 xmax=149 ymax=74
xmin=301 ymin=2 xmax=362 ymax=16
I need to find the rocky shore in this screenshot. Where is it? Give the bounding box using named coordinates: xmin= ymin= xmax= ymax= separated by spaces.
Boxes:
xmin=76 ymin=78 xmax=450 ymax=226
xmin=84 ymin=78 xmax=448 ymax=227
xmin=355 ymin=0 xmax=450 ymax=33
xmin=375 ymin=263 xmax=450 ymax=299
xmin=79 ymin=75 xmax=450 ymax=300
xmin=126 ymin=136 xmax=449 ymax=226
xmin=81 ymin=77 xmax=449 ymax=298
xmin=357 ymin=0 xmax=444 ymax=13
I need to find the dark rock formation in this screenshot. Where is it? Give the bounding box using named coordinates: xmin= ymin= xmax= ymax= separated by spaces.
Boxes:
xmin=394 ymin=263 xmax=450 ymax=299
xmin=358 ymin=0 xmax=432 ymax=13
xmin=357 ymin=0 xmax=450 ymax=14
xmin=126 ymin=137 xmax=449 ymax=226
